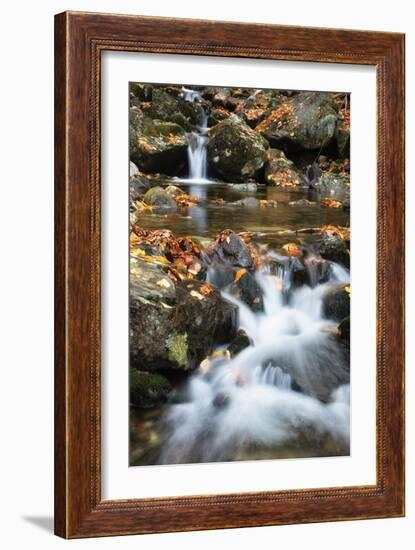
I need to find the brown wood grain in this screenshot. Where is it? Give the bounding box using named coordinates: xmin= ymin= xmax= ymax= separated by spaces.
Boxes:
xmin=54 ymin=11 xmax=405 ymax=538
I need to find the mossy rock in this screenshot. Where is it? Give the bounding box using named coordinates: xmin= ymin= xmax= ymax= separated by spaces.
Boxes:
xmin=129 ymin=108 xmax=188 ymax=175
xmin=143 ymin=186 xmax=177 ymax=211
xmin=130 ymin=263 xmax=238 ymax=371
xmin=130 ymin=369 xmax=172 ymax=408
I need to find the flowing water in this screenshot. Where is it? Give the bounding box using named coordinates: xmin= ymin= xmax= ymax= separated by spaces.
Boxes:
xmin=178 ymin=87 xmax=212 ymax=183
xmin=130 ymin=93 xmax=350 ymax=466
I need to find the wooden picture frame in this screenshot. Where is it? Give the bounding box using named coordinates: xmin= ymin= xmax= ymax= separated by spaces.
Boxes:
xmin=54 ymin=11 xmax=405 ymax=538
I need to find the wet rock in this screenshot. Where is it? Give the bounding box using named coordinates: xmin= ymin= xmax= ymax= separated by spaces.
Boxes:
xmin=212 ymin=392 xmax=231 ymax=409
xmin=338 ymin=316 xmax=350 ymax=342
xmin=227 ymin=329 xmax=251 ymax=357
xmin=257 ymin=92 xmax=339 ymax=151
xmin=129 ymin=175 xmax=152 ymax=200
xmin=165 ymin=185 xmax=184 ymax=198
xmin=319 ymin=173 xmax=350 ymax=192
xmin=233 ymin=197 xmax=260 ymax=208
xmin=205 ymin=264 xmax=236 ymax=290
xmin=129 ymin=108 xmax=188 ymax=175
xmin=130 ymin=260 xmax=238 ymax=371
xmin=144 ymin=87 xmax=203 ymax=129
xmin=290 ymin=258 xmax=309 ymax=287
xmin=342 ymin=198 xmax=351 ymax=212
xmin=322 ymin=284 xmax=350 ymax=322
xmin=337 ymin=128 xmax=350 ymax=158
xmin=319 ymin=235 xmax=350 ymax=268
xmin=264 ymin=149 xmax=301 ymax=186
xmin=207 ymin=115 xmax=268 ymax=182
xmin=230 ymin=182 xmax=258 ymax=192
xmin=230 ymin=270 xmax=264 ymax=311
xmin=209 ymin=232 xmax=253 ymax=268
xmin=130 ymin=161 xmax=139 ymax=177
xmin=304 ymin=256 xmax=332 ymax=286
xmin=143 ymin=186 xmax=177 ymax=211
xmin=130 ymin=83 xmax=153 ymax=101
xmin=212 ymin=88 xmax=232 ymax=108
xmin=130 ymin=369 xmax=172 ymax=408
xmin=288 ymin=199 xmax=316 ymax=207
xmin=207 ymin=107 xmax=231 ymax=127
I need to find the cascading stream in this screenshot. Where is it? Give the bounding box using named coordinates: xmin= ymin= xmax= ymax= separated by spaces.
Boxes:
xmin=159 ymin=255 xmax=350 ymax=465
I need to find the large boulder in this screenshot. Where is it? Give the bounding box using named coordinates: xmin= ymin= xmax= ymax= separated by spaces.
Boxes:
xmin=129 ymin=108 xmax=188 ymax=175
xmin=207 ymin=115 xmax=268 ymax=182
xmin=256 ymin=92 xmax=339 ymax=150
xmin=130 ymin=258 xmax=238 ymax=371
xmin=264 ymin=149 xmax=301 ymax=186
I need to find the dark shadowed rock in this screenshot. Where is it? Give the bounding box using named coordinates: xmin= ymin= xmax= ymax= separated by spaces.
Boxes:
xmin=207 ymin=115 xmax=268 ymax=182
xmin=130 ymin=369 xmax=172 ymax=408
xmin=129 ymin=108 xmax=188 ymax=175
xmin=319 ymin=235 xmax=350 ymax=268
xmin=337 ymin=128 xmax=350 ymax=158
xmin=338 ymin=316 xmax=350 ymax=342
xmin=227 ymin=329 xmax=251 ymax=357
xmin=322 ymin=284 xmax=350 ymax=322
xmin=129 ymin=175 xmax=152 ymax=200
xmin=230 ymin=270 xmax=264 ymax=311
xmin=210 ymin=232 xmax=253 ymax=268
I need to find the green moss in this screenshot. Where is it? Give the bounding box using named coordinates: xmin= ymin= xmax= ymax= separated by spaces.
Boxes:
xmin=166 ymin=333 xmax=188 ymax=367
xmin=130 ymin=370 xmax=172 ymax=408
xmin=141 ymin=121 xmax=185 ymax=139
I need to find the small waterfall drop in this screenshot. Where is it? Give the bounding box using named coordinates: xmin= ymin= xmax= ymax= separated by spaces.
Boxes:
xmin=181 ymin=87 xmax=211 ymax=183
xmin=159 ymin=255 xmax=351 ymax=464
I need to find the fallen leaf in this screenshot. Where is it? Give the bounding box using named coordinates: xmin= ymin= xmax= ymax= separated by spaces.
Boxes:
xmin=234 ymin=268 xmax=247 ymax=283
xmin=190 ymin=290 xmax=205 ymax=300
xmin=282 ymin=243 xmax=301 ymax=257
xmin=321 ymin=198 xmax=342 ymax=208
xmin=199 ymin=283 xmax=214 ymax=295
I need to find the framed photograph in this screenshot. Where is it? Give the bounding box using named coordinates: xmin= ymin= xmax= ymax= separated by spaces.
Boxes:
xmin=54 ymin=11 xmax=405 ymax=538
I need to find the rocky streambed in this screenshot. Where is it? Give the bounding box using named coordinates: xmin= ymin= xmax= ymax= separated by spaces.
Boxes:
xmin=128 ymin=83 xmax=351 ymax=466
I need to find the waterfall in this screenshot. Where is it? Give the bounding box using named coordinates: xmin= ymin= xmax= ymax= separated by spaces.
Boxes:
xmin=181 ymin=87 xmax=211 ymax=183
xmin=159 ymin=256 xmax=351 ymax=464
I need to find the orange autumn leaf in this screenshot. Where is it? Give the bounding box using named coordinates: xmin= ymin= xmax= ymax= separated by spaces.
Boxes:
xmin=321 ymin=198 xmax=342 ymax=208
xmin=234 ymin=268 xmax=247 ymax=283
xmin=282 ymin=243 xmax=301 ymax=257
